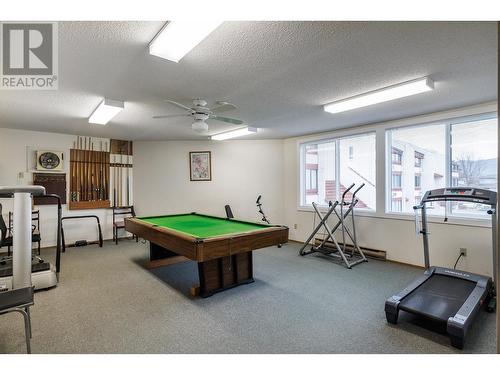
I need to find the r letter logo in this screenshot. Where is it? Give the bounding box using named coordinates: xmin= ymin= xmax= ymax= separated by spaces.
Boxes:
xmin=1 ymin=22 xmax=58 ymax=90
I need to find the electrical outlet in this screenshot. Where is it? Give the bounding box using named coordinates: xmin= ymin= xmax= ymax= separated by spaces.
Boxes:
xmin=293 ymin=224 xmax=298 ymax=229
xmin=460 ymin=248 xmax=467 ymax=257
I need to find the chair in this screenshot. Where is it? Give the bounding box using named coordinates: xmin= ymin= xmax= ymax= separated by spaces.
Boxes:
xmin=225 ymin=205 xmax=234 ymax=219
xmin=0 ymin=286 xmax=34 ymax=353
xmin=7 ymin=210 xmax=41 ymax=256
xmin=31 ymin=211 xmax=41 ymax=256
xmin=112 ymin=206 xmax=137 ymax=245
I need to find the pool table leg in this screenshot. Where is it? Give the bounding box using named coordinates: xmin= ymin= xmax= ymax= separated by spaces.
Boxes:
xmin=150 ymin=242 xmax=178 ymax=260
xmin=198 ymin=251 xmax=255 ymax=298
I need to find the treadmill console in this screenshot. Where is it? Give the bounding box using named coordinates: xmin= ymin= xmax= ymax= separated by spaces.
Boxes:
xmin=422 ymin=187 xmax=497 ymax=205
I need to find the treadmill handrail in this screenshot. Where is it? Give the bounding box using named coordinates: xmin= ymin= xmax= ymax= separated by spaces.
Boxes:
xmin=39 ymin=194 xmax=62 ymax=274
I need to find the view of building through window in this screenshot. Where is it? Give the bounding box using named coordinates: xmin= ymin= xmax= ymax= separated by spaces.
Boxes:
xmin=387 ymin=116 xmax=497 ymax=217
xmin=339 ymin=134 xmax=376 ymax=209
xmin=301 ymin=115 xmax=497 ymax=220
xmin=303 ymin=141 xmax=335 ymax=205
xmin=450 ymin=118 xmax=498 ymax=217
xmin=301 ymin=133 xmax=376 ymax=210
xmin=388 ymin=124 xmax=446 ymax=214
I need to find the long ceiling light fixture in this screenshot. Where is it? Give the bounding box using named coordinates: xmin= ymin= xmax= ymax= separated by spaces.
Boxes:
xmin=89 ymin=98 xmax=124 ymax=125
xmin=323 ymin=77 xmax=435 ymax=114
xmin=211 ymin=127 xmax=257 ymax=141
xmin=149 ymin=21 xmax=223 ymax=63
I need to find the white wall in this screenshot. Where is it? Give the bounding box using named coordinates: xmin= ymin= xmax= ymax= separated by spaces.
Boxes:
xmin=133 ymin=140 xmax=284 ymax=224
xmin=1 ymin=102 xmax=497 ymax=278
xmin=284 ymin=102 xmax=497 ymax=277
xmin=0 ymin=128 xmax=113 ymax=248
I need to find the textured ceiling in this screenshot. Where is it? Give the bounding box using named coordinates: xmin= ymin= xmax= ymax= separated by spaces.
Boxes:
xmin=0 ymin=21 xmax=497 ymax=140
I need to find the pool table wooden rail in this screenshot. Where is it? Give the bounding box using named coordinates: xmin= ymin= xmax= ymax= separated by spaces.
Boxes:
xmin=124 ymin=216 xmax=289 ymax=262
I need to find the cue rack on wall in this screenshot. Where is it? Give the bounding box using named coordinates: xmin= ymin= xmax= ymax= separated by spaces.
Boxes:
xmin=67 ymin=137 xmax=133 ymax=210
xmin=69 ymin=136 xmax=111 ymax=210
xmin=109 ymin=139 xmax=133 ymax=208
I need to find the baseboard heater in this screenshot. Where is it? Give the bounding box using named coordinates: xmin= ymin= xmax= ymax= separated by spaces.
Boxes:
xmin=313 ymin=238 xmax=386 ymax=260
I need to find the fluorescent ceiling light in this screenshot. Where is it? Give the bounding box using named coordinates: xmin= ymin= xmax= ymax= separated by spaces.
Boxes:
xmin=211 ymin=127 xmax=257 ymax=141
xmin=89 ymin=98 xmax=124 ymax=125
xmin=323 ymin=77 xmax=434 ymax=114
xmin=149 ymin=21 xmax=222 ymax=63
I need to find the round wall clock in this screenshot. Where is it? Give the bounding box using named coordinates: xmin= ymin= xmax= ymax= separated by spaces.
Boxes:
xmin=38 ymin=152 xmax=61 ymax=170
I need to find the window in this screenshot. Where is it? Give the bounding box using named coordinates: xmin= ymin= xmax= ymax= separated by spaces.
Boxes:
xmin=300 ymin=132 xmax=376 ymax=209
xmin=450 ymin=117 xmax=498 ymax=217
xmin=300 ymin=140 xmax=335 ymax=205
xmin=414 ymin=174 xmax=421 ymax=188
xmin=386 ymin=114 xmax=498 ymax=218
xmin=392 ymin=173 xmax=402 ymax=188
xmin=387 ymin=123 xmax=446 ymax=214
xmin=392 ymin=198 xmax=402 ymax=212
xmin=392 ymin=148 xmax=402 ymax=164
xmin=339 ymin=133 xmax=376 ymax=210
xmin=415 ymin=151 xmax=423 ymax=167
xmin=305 ymin=168 xmax=318 ymax=193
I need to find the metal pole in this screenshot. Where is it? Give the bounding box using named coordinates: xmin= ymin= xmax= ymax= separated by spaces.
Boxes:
xmin=492 ymin=207 xmax=497 ymax=288
xmin=421 ymin=204 xmax=430 ymax=269
xmin=12 ymin=192 xmax=32 ymax=289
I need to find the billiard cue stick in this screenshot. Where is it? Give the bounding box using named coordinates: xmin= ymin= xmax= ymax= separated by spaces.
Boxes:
xmin=126 ymin=142 xmax=130 ymax=206
xmin=110 ymin=152 xmax=113 ymax=206
xmin=73 ymin=149 xmax=77 ymax=202
xmin=83 ymin=141 xmax=87 ymax=201
xmin=91 ymin=149 xmax=95 ymax=201
xmin=119 ymin=152 xmax=123 ymax=207
xmin=106 ymin=151 xmax=109 ymax=201
xmin=113 ymin=153 xmax=117 ymax=207
xmin=86 ymin=138 xmax=89 ymax=201
xmin=99 ymin=152 xmax=103 ymax=201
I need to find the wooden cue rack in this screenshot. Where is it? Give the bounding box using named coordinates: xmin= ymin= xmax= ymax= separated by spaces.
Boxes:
xmin=109 ymin=139 xmax=133 ymax=208
xmin=69 ymin=136 xmax=110 ymax=210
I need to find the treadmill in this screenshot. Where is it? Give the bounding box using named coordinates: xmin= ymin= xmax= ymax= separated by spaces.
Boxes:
xmin=385 ymin=187 xmax=496 ymax=349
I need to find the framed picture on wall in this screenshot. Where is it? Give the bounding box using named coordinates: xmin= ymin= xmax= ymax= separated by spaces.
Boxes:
xmin=189 ymin=151 xmax=212 ymax=181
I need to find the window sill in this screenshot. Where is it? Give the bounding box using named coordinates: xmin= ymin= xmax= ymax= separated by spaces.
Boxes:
xmin=296 ymin=205 xmax=492 ymax=228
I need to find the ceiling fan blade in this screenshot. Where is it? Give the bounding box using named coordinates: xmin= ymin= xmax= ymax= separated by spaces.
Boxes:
xmin=152 ymin=114 xmax=190 ymax=119
xmin=209 ymin=115 xmax=244 ymax=125
xmin=211 ymin=101 xmax=237 ymax=113
xmin=164 ymin=99 xmax=194 ymax=113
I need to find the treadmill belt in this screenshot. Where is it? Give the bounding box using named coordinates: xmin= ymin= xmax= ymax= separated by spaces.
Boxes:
xmin=398 ymin=274 xmax=476 ymax=322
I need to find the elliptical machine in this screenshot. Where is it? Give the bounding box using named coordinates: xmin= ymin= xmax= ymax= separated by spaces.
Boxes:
xmin=298 ymin=183 xmax=367 ymax=269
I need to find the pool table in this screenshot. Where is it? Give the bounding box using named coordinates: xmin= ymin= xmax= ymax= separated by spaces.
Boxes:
xmin=125 ymin=213 xmax=288 ymax=297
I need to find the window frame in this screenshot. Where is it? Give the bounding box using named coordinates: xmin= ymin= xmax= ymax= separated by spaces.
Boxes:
xmin=296 ymin=104 xmax=496 ymax=229
xmin=298 ymin=131 xmax=376 ymax=211
xmin=385 ymin=112 xmax=497 ymax=220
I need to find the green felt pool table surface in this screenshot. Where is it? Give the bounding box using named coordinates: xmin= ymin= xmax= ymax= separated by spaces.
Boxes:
xmin=136 ymin=213 xmax=271 ymax=238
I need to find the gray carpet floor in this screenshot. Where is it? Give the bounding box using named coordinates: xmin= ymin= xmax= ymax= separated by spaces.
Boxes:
xmin=0 ymin=240 xmax=496 ymax=353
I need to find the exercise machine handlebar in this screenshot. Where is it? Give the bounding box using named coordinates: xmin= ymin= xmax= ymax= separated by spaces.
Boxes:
xmin=42 ymin=194 xmax=62 ymax=274
xmin=352 ymin=183 xmax=365 ymax=197
xmin=60 ymin=215 xmax=103 ymax=253
xmin=341 ymin=183 xmax=355 ymax=202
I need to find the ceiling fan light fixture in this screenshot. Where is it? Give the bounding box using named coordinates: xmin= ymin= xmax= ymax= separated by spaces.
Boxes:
xmin=192 ymin=120 xmax=209 ymax=133
xmin=149 ymin=21 xmax=223 ymax=63
xmin=323 ymin=77 xmax=434 ymax=114
xmin=211 ymin=127 xmax=257 ymax=141
xmin=89 ymin=98 xmax=124 ymax=125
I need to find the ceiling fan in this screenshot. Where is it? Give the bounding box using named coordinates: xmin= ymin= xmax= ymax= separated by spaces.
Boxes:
xmin=153 ymin=98 xmax=243 ymax=133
